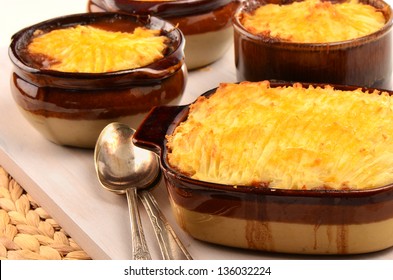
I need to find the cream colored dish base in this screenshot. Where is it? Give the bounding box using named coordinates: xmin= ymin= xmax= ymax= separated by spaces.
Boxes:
xmin=171 ymin=202 xmax=393 ymax=255
xmin=184 ymin=27 xmax=233 ymax=70
xmin=18 ymin=110 xmax=144 ymax=148
xmin=16 ymin=90 xmax=183 ymax=148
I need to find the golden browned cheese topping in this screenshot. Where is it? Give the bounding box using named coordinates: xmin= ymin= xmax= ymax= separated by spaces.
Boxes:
xmin=27 ymin=25 xmax=169 ymax=73
xmin=166 ymin=81 xmax=393 ymax=190
xmin=240 ymin=0 xmax=386 ymax=43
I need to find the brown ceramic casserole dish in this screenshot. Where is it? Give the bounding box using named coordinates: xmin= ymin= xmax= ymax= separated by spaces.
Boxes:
xmin=88 ymin=0 xmax=239 ymax=69
xmin=9 ymin=12 xmax=186 ymax=148
xmin=133 ymin=81 xmax=393 ymax=254
xmin=233 ymin=0 xmax=393 ymax=88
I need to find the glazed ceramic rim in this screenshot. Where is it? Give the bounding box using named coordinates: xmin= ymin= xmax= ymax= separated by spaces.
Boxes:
xmin=134 ymin=81 xmax=393 ymax=199
xmin=8 ymin=12 xmax=185 ymax=88
xmin=94 ymin=0 xmax=236 ymax=17
xmin=233 ymin=0 xmax=393 ymax=50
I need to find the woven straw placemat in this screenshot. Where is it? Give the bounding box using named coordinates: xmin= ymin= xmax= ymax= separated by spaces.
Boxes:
xmin=0 ymin=165 xmax=91 ymax=260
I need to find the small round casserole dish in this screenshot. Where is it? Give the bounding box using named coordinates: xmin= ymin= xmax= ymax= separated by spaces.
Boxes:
xmin=9 ymin=12 xmax=186 ymax=148
xmin=233 ymin=0 xmax=393 ymax=88
xmin=133 ymin=81 xmax=393 ymax=255
xmin=88 ymin=0 xmax=240 ymax=70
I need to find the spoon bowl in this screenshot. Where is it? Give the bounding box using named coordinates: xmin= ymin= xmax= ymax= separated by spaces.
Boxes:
xmin=94 ymin=122 xmax=192 ymax=260
xmin=95 ymin=123 xmax=160 ymax=194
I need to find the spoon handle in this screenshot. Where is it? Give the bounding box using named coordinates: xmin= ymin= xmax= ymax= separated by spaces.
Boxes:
xmin=139 ymin=191 xmax=193 ymax=260
xmin=126 ymin=187 xmax=152 ymax=260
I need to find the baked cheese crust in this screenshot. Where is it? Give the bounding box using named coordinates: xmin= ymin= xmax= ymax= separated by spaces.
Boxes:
xmin=166 ymin=81 xmax=393 ymax=190
xmin=28 ymin=25 xmax=169 ymax=73
xmin=240 ymin=0 xmax=386 ymax=43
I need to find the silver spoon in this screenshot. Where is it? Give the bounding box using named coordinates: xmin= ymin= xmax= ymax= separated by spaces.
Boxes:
xmin=94 ymin=122 xmax=192 ymax=260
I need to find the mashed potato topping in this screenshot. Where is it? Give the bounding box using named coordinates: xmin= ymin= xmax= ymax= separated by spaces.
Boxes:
xmin=166 ymin=81 xmax=393 ymax=190
xmin=28 ymin=25 xmax=169 ymax=73
xmin=240 ymin=0 xmax=386 ymax=43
